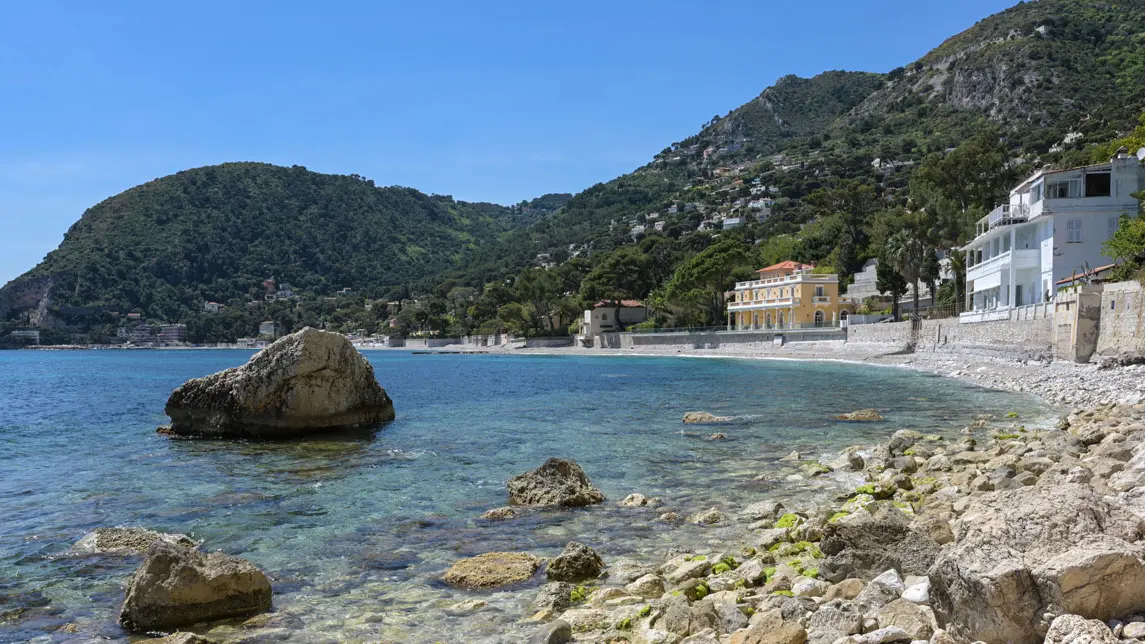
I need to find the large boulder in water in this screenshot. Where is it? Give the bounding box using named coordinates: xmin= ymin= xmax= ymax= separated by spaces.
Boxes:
xmin=929 ymin=483 xmax=1145 ymax=644
xmin=161 ymin=327 xmax=394 ymax=438
xmin=507 ymin=458 xmax=605 ymax=507
xmin=119 ymin=541 xmax=272 ymax=631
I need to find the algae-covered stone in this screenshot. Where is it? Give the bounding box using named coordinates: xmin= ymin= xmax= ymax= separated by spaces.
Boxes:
xmin=683 ymin=411 xmax=733 ymax=424
xmin=836 ymin=409 xmax=885 ymax=422
xmin=71 ymin=527 xmax=196 ymax=556
xmin=443 ymin=552 xmax=540 ymax=589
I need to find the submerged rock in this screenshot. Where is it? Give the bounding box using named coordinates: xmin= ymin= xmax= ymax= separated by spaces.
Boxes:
xmin=119 ymin=541 xmax=272 ymax=631
xmin=546 ymin=541 xmax=604 ymax=582
xmin=443 ymin=552 xmax=540 ymax=589
xmin=683 ymin=411 xmax=733 ymax=424
xmin=507 ymin=458 xmax=605 ymax=507
xmin=161 ymin=327 xmax=394 ymax=438
xmin=480 ymin=506 xmax=518 ymax=520
xmin=835 ymin=409 xmax=885 ymax=422
xmin=71 ymin=527 xmax=196 ymax=555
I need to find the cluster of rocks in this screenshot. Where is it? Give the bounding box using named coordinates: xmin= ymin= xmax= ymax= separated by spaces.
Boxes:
xmin=506 ymin=403 xmax=1145 ymax=644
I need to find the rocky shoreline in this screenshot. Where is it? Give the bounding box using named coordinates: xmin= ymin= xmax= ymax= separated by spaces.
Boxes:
xmin=41 ymin=353 xmax=1145 ymax=644
xmin=416 ymin=352 xmax=1142 ymax=644
xmin=498 ymin=385 xmax=1145 ymax=644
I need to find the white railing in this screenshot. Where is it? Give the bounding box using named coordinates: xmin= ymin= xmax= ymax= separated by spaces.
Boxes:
xmin=959 ymin=301 xmax=1053 ymax=324
xmin=813 ymin=296 xmax=831 ymax=304
xmin=729 ymin=298 xmax=796 ymax=310
xmin=975 ymin=204 xmax=1030 ymax=238
xmin=734 ymin=270 xmax=836 ymax=290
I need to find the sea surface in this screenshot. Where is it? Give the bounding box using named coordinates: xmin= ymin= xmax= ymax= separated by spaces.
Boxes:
xmin=0 ymin=350 xmax=1051 ymax=643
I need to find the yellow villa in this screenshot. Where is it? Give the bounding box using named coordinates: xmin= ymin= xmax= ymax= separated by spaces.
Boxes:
xmin=727 ymin=261 xmax=854 ymax=330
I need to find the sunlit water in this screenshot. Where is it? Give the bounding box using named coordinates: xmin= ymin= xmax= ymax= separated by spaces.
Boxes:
xmin=0 ymin=350 xmax=1051 ymax=642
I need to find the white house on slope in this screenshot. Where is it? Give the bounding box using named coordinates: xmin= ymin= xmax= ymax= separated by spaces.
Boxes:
xmin=961 ymin=149 xmax=1145 ymax=322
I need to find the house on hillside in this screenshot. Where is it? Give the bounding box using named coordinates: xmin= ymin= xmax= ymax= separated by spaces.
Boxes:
xmin=728 ymin=261 xmax=854 ymax=330
xmin=578 ymin=300 xmax=649 ymax=346
xmin=961 ymin=148 xmax=1145 ymax=322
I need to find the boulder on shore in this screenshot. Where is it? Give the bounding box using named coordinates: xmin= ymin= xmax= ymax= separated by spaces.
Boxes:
xmin=71 ymin=527 xmax=196 ymax=556
xmin=119 ymin=541 xmax=272 ymax=631
xmin=443 ymin=552 xmax=541 ymax=589
xmin=819 ymin=504 xmax=940 ymax=582
xmin=160 ymin=327 xmax=394 ymax=438
xmin=928 ymin=483 xmax=1145 ymax=644
xmin=507 ymin=458 xmax=605 ymax=507
xmin=835 ymin=409 xmax=885 ymax=422
xmin=683 ymin=411 xmax=733 ymax=424
xmin=546 ymin=542 xmax=604 ymax=582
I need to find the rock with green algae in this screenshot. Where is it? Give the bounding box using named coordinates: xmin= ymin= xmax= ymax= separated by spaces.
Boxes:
xmin=836 ymin=409 xmax=885 ymax=422
xmin=443 ymin=551 xmax=541 ymax=589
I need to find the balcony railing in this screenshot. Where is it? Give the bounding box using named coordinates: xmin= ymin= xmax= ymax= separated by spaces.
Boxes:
xmin=974 ymin=204 xmax=1030 ymax=238
xmin=812 ymin=296 xmax=831 ymax=304
xmin=728 ymin=298 xmax=796 ymax=309
xmin=734 ymin=270 xmax=836 ymax=290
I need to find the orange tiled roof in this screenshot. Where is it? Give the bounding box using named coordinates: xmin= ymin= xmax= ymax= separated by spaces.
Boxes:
xmin=757 ymin=261 xmax=815 ymax=274
xmin=594 ymin=299 xmax=644 ymax=308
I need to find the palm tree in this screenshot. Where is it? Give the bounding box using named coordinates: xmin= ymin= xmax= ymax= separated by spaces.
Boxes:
xmin=885 ymin=230 xmax=928 ymax=316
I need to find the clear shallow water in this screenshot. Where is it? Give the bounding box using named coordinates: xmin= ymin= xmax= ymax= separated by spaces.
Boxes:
xmin=0 ymin=350 xmax=1050 ymax=642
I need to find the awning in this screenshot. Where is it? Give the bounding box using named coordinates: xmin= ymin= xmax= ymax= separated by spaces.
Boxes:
xmin=970 ymin=272 xmax=1001 ymax=293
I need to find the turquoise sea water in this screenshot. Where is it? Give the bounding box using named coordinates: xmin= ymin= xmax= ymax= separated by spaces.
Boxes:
xmin=0 ymin=350 xmax=1050 ymax=643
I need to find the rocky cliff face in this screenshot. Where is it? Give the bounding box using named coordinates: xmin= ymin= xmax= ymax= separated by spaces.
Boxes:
xmin=162 ymin=327 xmax=394 ymax=438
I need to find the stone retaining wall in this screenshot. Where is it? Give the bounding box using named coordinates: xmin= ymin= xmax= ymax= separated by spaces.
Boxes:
xmin=915 ymin=317 xmax=1054 ymax=360
xmin=1097 ymin=281 xmax=1145 ymax=356
xmin=846 ymin=322 xmax=912 ymax=349
xmin=619 ymin=329 xmax=845 ymax=350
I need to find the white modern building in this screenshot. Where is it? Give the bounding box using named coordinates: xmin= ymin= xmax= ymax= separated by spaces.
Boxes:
xmin=961 ymin=149 xmax=1145 ymax=322
xmin=578 ymin=300 xmax=648 ymax=346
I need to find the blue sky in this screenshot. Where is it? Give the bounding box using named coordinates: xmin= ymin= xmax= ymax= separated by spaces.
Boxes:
xmin=0 ymin=0 xmax=1017 ymax=284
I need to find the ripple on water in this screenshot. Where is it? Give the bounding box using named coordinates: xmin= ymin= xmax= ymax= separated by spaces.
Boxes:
xmin=0 ymin=350 xmax=1052 ymax=642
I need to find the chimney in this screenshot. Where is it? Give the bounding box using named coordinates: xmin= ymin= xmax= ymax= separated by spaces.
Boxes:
xmin=1113 ymin=146 xmax=1130 ymax=160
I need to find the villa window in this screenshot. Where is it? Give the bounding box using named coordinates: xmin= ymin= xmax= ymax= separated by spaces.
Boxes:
xmin=1085 ymin=172 xmax=1112 ymax=197
xmin=815 ymin=286 xmax=825 ymax=297
xmin=1067 ymin=218 xmax=1083 ymax=243
xmin=1031 ymin=183 xmax=1044 ymax=203
xmin=1046 ymin=179 xmax=1081 ymax=199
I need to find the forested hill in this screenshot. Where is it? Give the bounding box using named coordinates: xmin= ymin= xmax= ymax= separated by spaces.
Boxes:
xmin=451 ymin=0 xmax=1145 ymax=288
xmin=0 ymin=163 xmax=555 ymax=334
xmin=6 ymin=0 xmax=1145 ymax=344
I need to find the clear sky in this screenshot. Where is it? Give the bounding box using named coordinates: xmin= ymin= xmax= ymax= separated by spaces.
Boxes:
xmin=1 ymin=0 xmax=1017 ymax=285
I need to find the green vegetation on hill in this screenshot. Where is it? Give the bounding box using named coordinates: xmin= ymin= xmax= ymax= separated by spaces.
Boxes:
xmin=5 ymin=0 xmax=1145 ymax=344
xmin=0 ymin=163 xmax=557 ymax=342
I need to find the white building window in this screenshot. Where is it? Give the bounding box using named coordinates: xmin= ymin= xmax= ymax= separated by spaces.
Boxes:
xmin=1067 ymin=218 xmax=1083 ymax=243
xmin=1046 ymin=179 xmax=1081 ymax=199
xmin=1031 ymin=182 xmax=1044 ymax=203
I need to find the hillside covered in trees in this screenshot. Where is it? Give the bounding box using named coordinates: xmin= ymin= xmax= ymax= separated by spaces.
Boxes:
xmin=0 ymin=163 xmax=566 ymax=342
xmin=4 ymin=0 xmax=1145 ymax=343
